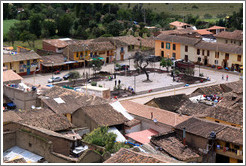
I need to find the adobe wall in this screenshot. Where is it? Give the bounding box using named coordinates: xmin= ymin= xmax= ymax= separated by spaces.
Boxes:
xmin=3 ymin=131 xmax=16 ymax=151
xmin=43 ymin=42 xmax=56 ymax=52
xmin=175 ymin=129 xmax=208 ymax=150
xmin=3 ymin=85 xmax=38 ymax=110
xmin=130 ymin=114 xmax=173 ymax=133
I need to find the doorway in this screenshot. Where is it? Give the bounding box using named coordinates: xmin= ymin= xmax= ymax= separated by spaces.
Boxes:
xmin=216 ymin=154 xmax=229 ymax=163
xmin=204 ymin=57 xmax=208 ymax=65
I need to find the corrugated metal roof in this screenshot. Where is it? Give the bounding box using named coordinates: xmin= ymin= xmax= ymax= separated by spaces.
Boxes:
xmin=110 ymin=101 xmax=134 ymax=120
xmin=3 ymin=146 xmax=43 ymax=163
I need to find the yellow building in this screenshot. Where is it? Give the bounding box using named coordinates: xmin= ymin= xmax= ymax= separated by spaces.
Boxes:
xmin=215 ymin=127 xmax=243 ymax=163
xmin=3 ymin=50 xmax=41 ymax=76
xmin=155 ymin=34 xmax=200 ymax=60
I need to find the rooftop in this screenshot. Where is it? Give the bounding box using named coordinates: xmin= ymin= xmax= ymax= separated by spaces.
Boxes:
xmin=3 ymin=70 xmax=23 ymax=83
xmin=120 ymin=100 xmax=190 ymax=127
xmin=15 ymin=108 xmax=74 ymax=131
xmin=80 ymin=104 xmax=128 ymax=127
xmin=175 ymin=117 xmax=226 ymax=138
xmin=145 ymin=94 xmax=189 ymax=113
xmin=195 ymin=40 xmax=243 ymax=55
xmin=207 ymin=26 xmax=226 ymax=30
xmin=169 ymin=21 xmax=191 ymax=28
xmin=216 ymin=126 xmax=243 ymax=146
xmin=156 ymin=34 xmax=201 ymax=46
xmin=41 ymin=86 xmax=108 ymax=114
xmin=195 ymin=29 xmax=213 ymax=35
xmin=104 ymin=148 xmax=176 ymax=163
xmin=3 ymin=50 xmax=42 ymax=63
xmin=215 ymin=30 xmax=243 ymax=41
xmin=39 ymin=54 xmax=68 ymax=67
xmin=126 ymin=129 xmax=159 ymax=144
xmin=43 ymin=39 xmax=69 ymax=48
xmin=151 ymin=132 xmax=200 ymax=161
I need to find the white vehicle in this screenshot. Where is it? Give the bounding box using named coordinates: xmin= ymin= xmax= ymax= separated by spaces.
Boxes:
xmin=48 ymin=77 xmax=63 ymax=83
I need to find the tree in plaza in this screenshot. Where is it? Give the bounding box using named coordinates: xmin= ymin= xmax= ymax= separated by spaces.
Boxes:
xmin=160 ymin=58 xmax=173 ymax=72
xmin=133 ymin=51 xmax=151 ymax=82
xmin=89 ymin=58 xmax=103 ymax=76
xmin=68 ymin=71 xmax=81 ymax=86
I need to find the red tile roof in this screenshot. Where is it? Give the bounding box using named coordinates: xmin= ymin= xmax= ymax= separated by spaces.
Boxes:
xmin=169 ymin=21 xmax=191 ymax=27
xmin=195 ymin=29 xmax=213 ymax=35
xmin=207 ymin=26 xmax=226 ymax=30
xmin=126 ymin=129 xmax=159 ymax=144
xmin=120 ymin=100 xmax=190 ymax=127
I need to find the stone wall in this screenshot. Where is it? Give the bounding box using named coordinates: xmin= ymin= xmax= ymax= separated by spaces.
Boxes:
xmin=3 ymin=85 xmax=38 ymax=110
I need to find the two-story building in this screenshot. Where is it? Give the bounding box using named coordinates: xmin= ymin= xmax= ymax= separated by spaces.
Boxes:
xmin=43 ymin=38 xmax=76 ymax=53
xmin=3 ymin=50 xmax=42 ymax=76
xmin=215 ymin=30 xmax=243 ymax=46
xmin=155 ymin=34 xmax=201 ymax=61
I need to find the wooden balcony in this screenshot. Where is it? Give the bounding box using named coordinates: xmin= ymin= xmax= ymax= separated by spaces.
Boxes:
xmin=216 ymin=149 xmax=243 ymax=160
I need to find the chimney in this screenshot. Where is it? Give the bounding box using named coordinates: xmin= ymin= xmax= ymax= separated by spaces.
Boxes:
xmin=183 ymin=127 xmax=186 ymax=146
xmin=151 ymin=112 xmax=153 ymax=119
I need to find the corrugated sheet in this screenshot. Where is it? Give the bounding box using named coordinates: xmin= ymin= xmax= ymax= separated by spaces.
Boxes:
xmin=3 ymin=146 xmax=43 ymax=163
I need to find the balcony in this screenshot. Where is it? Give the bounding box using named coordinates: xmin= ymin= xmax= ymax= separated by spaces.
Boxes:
xmin=216 ymin=149 xmax=243 ymax=160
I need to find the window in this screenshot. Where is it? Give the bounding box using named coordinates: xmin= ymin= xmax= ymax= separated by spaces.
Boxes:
xmin=239 ymin=42 xmax=241 ymax=46
xmin=173 ymin=44 xmax=176 ymax=50
xmin=207 ymin=50 xmax=210 ymax=56
xmin=185 ymin=45 xmax=188 ymax=52
xmin=166 ymin=43 xmax=170 ymax=49
xmin=225 ymin=40 xmax=228 ymax=44
xmin=161 ymin=42 xmax=164 ymax=48
xmin=202 ymin=50 xmax=205 ymax=55
xmin=161 ymin=51 xmax=164 ymax=57
xmin=215 ymin=120 xmax=220 ymax=123
xmin=231 ymin=124 xmax=236 ymax=127
xmin=225 ymin=53 xmax=229 ymax=60
xmin=197 ymin=49 xmax=200 ymax=55
xmin=198 ymin=57 xmax=201 ymax=62
xmin=172 ymin=53 xmax=176 ymax=59
xmin=234 ymin=41 xmax=236 ymax=44
xmin=237 ymin=55 xmax=241 ymax=62
xmin=225 ymin=142 xmax=230 ymax=148
xmin=215 ymin=52 xmax=219 ymax=58
xmin=76 ymin=52 xmax=79 ymax=57
xmin=121 ymin=47 xmax=124 ymax=52
xmin=215 ymin=60 xmax=218 ymax=64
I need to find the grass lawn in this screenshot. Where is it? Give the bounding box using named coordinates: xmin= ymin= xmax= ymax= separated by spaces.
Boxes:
xmin=119 ymin=3 xmax=242 ymax=20
xmin=3 ymin=19 xmax=20 ymax=35
xmin=3 ymin=39 xmax=43 ymax=51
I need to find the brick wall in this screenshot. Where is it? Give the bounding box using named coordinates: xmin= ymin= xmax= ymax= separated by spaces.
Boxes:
xmin=43 ymin=41 xmax=57 ymax=52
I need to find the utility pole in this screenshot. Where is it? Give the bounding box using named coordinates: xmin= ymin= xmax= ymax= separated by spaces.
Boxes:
xmin=52 ymin=62 xmax=54 ymax=85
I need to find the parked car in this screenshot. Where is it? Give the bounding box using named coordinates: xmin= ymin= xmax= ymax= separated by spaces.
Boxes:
xmin=146 ymin=55 xmax=162 ymax=62
xmin=48 ymin=77 xmax=63 ymax=83
xmin=115 ymin=65 xmax=130 ymax=71
xmin=63 ymin=72 xmax=75 ymax=80
xmin=54 ymin=70 xmax=61 ymax=74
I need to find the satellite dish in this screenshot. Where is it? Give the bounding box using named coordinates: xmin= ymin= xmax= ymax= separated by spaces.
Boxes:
xmin=153 ymin=118 xmax=158 ymax=123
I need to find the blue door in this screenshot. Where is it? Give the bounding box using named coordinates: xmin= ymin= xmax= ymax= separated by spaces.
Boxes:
xmin=27 ymin=60 xmax=30 ymax=75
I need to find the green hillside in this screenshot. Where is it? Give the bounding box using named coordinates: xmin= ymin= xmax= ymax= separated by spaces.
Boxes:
xmin=119 ymin=3 xmax=242 ymax=18
xmin=3 ymin=19 xmax=19 ymax=35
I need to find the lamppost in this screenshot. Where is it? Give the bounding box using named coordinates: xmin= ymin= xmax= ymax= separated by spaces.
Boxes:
xmin=198 ymin=58 xmax=201 ymax=77
xmin=52 ymin=62 xmax=54 ymax=85
xmin=133 ymin=74 xmax=137 ymax=93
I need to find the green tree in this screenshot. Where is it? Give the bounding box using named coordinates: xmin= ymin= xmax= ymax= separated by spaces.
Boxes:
xmin=133 ymin=51 xmax=151 ymax=82
xmin=68 ymin=71 xmax=81 ymax=86
xmin=89 ymin=58 xmax=103 ymax=75
xmin=3 ymin=3 xmax=10 ymax=19
xmin=29 ymin=13 xmax=44 ymax=37
xmin=57 ymin=14 xmax=73 ymax=36
xmin=7 ymin=27 xmax=18 ymax=46
xmin=106 ymin=21 xmax=124 ymax=36
xmin=42 ymin=20 xmax=57 ymax=37
xmin=19 ymin=30 xmax=37 ymax=48
xmin=160 ymin=58 xmax=173 ymax=72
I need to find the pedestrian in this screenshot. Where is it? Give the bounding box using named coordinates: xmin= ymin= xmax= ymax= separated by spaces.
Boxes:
xmin=222 ymin=74 xmax=224 ymax=80
xmin=226 ymin=75 xmax=228 ymax=81
xmin=118 ymin=80 xmax=121 ymax=85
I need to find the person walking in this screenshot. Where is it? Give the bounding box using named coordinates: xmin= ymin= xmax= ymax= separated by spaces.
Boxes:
xmin=226 ymin=75 xmax=228 ymax=81
xmin=222 ymin=74 xmax=224 ymax=80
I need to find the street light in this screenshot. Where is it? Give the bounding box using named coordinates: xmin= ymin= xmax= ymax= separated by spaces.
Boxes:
xmin=133 ymin=74 xmax=137 ymax=93
xmin=52 ymin=62 xmax=54 ymax=85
